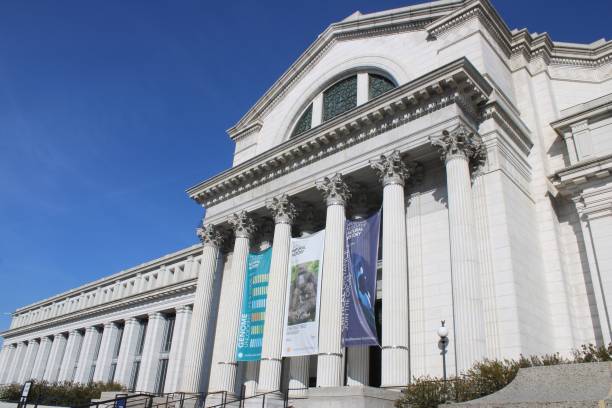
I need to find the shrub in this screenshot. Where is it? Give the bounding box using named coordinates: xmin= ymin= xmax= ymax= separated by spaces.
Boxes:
xmin=0 ymin=381 xmax=125 ymax=407
xmin=395 ymin=343 xmax=611 ymax=408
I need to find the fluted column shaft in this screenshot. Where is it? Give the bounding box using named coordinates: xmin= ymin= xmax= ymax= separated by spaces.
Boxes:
xmin=114 ymin=318 xmax=140 ymax=386
xmin=181 ymin=224 xmax=223 ymax=393
xmin=18 ymin=340 xmax=40 ymax=383
xmin=7 ymin=342 xmax=26 ymax=383
xmin=31 ymin=337 xmax=53 ymax=380
xmin=431 ymin=125 xmax=487 ymax=372
xmin=74 ymin=327 xmax=99 ymax=383
xmin=258 ymin=195 xmax=295 ymax=393
xmin=315 ymin=174 xmax=350 ymax=387
xmin=381 ymin=181 xmax=409 ymax=386
xmin=316 ymin=202 xmax=345 ymax=386
xmin=137 ymin=313 xmax=166 ymax=392
xmin=43 ymin=334 xmax=67 ymax=382
xmin=346 ymin=347 xmax=369 ymax=386
xmin=166 ymin=306 xmax=192 ymax=393
xmin=0 ymin=344 xmax=16 ymax=384
xmin=217 ymin=228 xmax=251 ymax=393
xmin=288 ymin=356 xmax=309 ymax=397
xmin=445 ymin=152 xmax=486 ymax=371
xmin=93 ymin=322 xmax=118 ymax=382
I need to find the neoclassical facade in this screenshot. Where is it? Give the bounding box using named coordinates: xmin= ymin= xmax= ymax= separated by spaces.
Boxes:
xmin=1 ymin=0 xmax=612 ymax=403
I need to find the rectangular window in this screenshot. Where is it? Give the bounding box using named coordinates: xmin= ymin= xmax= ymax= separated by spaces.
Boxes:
xmin=161 ymin=315 xmax=175 ymax=353
xmin=129 ymin=361 xmax=140 ymax=391
xmin=71 ymin=331 xmax=85 ymax=381
xmin=154 ymin=358 xmax=169 ymax=394
xmin=113 ymin=324 xmax=125 ymax=358
xmin=109 ymin=363 xmax=117 ymax=383
xmin=88 ymin=327 xmax=103 ymax=383
xmin=135 ymin=320 xmax=148 ymax=357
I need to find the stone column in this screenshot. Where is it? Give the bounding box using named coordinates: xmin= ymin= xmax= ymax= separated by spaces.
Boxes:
xmin=114 ymin=318 xmax=140 ymax=386
xmin=44 ymin=334 xmax=67 ymax=382
xmin=431 ymin=125 xmax=487 ymax=372
xmin=315 ymin=173 xmax=351 ymax=387
xmin=31 ymin=337 xmax=53 ymax=380
xmin=0 ymin=345 xmax=16 ymax=384
xmin=6 ymin=342 xmax=27 ymax=383
xmin=137 ymin=313 xmax=166 ymax=392
xmin=165 ymin=305 xmax=192 ymax=393
xmin=0 ymin=345 xmax=10 ymax=384
xmin=180 ymin=223 xmax=224 ymax=393
xmin=18 ymin=340 xmax=40 ymax=383
xmin=93 ymin=322 xmax=119 ymax=382
xmin=370 ymin=150 xmax=417 ymax=387
xmin=258 ymin=194 xmax=297 ymax=393
xmin=59 ymin=330 xmax=84 ymax=382
xmin=216 ymin=211 xmax=256 ymax=395
xmin=74 ymin=327 xmax=100 ymax=383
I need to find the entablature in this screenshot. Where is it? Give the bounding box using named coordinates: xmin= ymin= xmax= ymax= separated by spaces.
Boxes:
xmin=189 ymin=58 xmax=493 ymax=208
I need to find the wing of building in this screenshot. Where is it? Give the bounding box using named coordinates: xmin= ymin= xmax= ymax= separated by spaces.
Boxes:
xmin=1 ymin=0 xmax=611 ymax=404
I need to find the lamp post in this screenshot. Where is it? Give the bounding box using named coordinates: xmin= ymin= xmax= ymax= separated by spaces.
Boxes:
xmin=437 ymin=320 xmax=449 ymax=382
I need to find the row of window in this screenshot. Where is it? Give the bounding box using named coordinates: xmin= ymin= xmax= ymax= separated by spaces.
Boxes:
xmin=291 ymin=73 xmax=396 ymax=138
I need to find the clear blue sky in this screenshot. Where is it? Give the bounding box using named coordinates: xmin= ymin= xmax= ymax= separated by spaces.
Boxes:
xmin=0 ymin=0 xmax=610 ymax=332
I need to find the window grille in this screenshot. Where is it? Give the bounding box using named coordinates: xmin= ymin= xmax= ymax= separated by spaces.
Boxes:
xmin=322 ymin=75 xmax=357 ymax=122
xmin=368 ymin=73 xmax=395 ymax=100
xmin=291 ymin=104 xmax=313 ymax=137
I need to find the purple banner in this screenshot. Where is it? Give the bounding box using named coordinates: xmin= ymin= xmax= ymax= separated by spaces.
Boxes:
xmin=341 ymin=211 xmax=381 ymax=347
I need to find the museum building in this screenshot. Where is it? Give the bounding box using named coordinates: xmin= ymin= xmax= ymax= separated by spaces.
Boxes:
xmin=1 ymin=0 xmax=611 ymax=404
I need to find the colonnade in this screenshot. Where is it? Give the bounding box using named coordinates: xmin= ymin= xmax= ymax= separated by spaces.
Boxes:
xmin=183 ymin=124 xmax=488 ymax=396
xmin=1 ymin=124 xmax=488 ymax=396
xmin=0 ymin=305 xmax=193 ymax=395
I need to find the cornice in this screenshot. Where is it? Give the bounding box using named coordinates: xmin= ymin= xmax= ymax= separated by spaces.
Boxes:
xmin=551 ymin=94 xmax=612 ymax=133
xmin=2 ymin=278 xmax=197 ymax=339
xmin=188 ymin=58 xmax=493 ymax=207
xmin=551 ymin=153 xmax=612 ymax=195
xmin=12 ymin=244 xmax=203 ymax=316
xmin=426 ymin=0 xmax=612 ymax=70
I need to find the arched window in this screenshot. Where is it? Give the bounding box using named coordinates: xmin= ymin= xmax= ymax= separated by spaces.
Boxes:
xmin=289 ymin=71 xmax=396 ymax=138
xmin=291 ymin=104 xmax=313 ymax=138
xmin=322 ymin=75 xmax=357 ymax=122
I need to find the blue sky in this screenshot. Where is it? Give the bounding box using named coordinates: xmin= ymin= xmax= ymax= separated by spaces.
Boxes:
xmin=0 ymin=0 xmax=610 ymax=332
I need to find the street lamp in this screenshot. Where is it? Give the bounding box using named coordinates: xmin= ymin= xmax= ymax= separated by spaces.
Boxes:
xmin=437 ymin=320 xmax=449 ymax=382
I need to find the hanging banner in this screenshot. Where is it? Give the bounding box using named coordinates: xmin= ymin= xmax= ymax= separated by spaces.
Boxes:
xmin=282 ymin=230 xmax=325 ymax=357
xmin=341 ymin=211 xmax=381 ymax=347
xmin=236 ymin=247 xmax=272 ymax=361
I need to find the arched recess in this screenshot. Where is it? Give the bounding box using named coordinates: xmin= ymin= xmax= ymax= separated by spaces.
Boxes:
xmin=273 ymin=56 xmax=409 ymax=146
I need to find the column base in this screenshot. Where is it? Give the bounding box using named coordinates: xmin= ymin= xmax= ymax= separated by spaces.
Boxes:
xmin=290 ymin=386 xmax=400 ymax=408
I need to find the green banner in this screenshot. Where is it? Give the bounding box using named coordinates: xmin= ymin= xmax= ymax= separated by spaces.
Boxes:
xmin=236 ymin=247 xmax=272 ymax=361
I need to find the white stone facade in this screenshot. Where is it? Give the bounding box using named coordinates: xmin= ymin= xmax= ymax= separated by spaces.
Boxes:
xmin=1 ymin=0 xmax=611 ymax=400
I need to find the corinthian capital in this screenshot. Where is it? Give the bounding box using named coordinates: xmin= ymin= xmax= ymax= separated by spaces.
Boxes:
xmin=370 ymin=150 xmax=415 ymax=186
xmin=266 ymin=194 xmax=297 ymax=225
xmin=229 ymin=210 xmax=257 ymax=239
xmin=430 ymin=125 xmax=486 ymax=168
xmin=316 ymin=173 xmax=351 ymax=206
xmin=196 ymin=223 xmax=224 ymax=248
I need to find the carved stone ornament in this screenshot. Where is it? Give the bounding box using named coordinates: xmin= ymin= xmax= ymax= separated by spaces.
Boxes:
xmin=370 ymin=150 xmax=414 ymax=186
xmin=430 ymin=125 xmax=487 ymax=170
xmin=266 ymin=194 xmax=298 ymax=225
xmin=228 ymin=210 xmax=257 ymax=239
xmin=316 ymin=173 xmax=352 ymax=206
xmin=196 ymin=223 xmax=224 ymax=248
